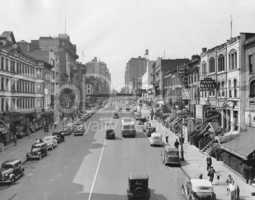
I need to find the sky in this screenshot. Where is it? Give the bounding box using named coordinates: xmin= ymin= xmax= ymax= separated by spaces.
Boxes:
xmin=1 ymin=0 xmax=255 ymax=91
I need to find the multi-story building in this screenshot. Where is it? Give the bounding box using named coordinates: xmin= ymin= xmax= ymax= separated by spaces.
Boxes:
xmin=152 ymin=58 xmax=189 ymax=102
xmin=0 ymin=31 xmax=55 ymax=143
xmin=186 ymin=55 xmax=201 ymax=117
xmin=125 ymin=57 xmax=147 ymax=94
xmin=18 ymin=34 xmax=79 ymax=85
xmin=198 ymin=35 xmax=250 ymax=133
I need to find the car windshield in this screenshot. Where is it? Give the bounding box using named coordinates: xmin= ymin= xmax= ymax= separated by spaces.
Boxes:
xmin=123 ymin=125 xmax=134 ymax=129
xmin=1 ymin=163 xmax=13 ymax=170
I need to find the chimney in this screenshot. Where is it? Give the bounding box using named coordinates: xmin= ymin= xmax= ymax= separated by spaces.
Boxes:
xmin=202 ymin=48 xmax=207 ymax=53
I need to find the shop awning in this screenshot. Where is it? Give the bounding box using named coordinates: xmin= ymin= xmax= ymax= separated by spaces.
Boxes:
xmin=221 ymin=128 xmax=255 ymax=160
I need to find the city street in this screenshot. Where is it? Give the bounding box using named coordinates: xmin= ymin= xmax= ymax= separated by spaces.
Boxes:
xmin=0 ymin=100 xmax=185 ymax=200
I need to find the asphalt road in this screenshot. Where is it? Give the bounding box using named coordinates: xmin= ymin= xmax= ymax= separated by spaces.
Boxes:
xmin=0 ymin=100 xmax=186 ymax=200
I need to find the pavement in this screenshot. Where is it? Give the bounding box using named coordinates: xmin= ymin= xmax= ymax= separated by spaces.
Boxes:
xmin=141 ymin=106 xmax=255 ymax=200
xmin=0 ymin=99 xmax=186 ymax=200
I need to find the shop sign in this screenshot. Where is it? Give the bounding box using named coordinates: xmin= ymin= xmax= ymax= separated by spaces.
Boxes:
xmin=200 ymin=78 xmax=218 ymax=91
xmin=196 ymin=105 xmax=203 ymax=119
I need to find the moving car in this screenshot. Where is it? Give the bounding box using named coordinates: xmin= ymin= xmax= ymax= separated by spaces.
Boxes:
xmin=182 ymin=178 xmax=216 ymax=200
xmin=149 ymin=132 xmax=164 ymax=146
xmin=121 ymin=119 xmax=136 ymax=138
xmin=26 ymin=142 xmax=48 ymax=160
xmin=0 ymin=159 xmax=24 ymax=184
xmin=52 ymin=132 xmax=65 ymax=143
xmin=43 ymin=136 xmax=58 ymax=150
xmin=105 ymin=129 xmax=115 ymax=139
xmin=73 ymin=125 xmax=85 ymax=136
xmin=113 ymin=112 xmax=119 ymax=119
xmin=162 ymin=145 xmax=180 ymax=166
xmin=127 ymin=173 xmax=150 ymax=200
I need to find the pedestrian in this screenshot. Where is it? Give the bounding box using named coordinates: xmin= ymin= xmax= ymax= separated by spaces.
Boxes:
xmin=174 ymin=139 xmax=179 ymax=149
xmin=207 ymin=166 xmax=216 ymax=183
xmin=165 ymin=135 xmax=169 ymax=144
xmin=199 ymin=174 xmax=203 ymax=179
xmin=243 ymin=162 xmax=250 ymax=184
xmin=206 ymin=156 xmax=212 ymax=171
xmin=13 ymin=133 xmax=17 ymax=146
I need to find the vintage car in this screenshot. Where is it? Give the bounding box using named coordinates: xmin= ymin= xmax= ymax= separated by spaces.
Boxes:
xmin=149 ymin=132 xmax=164 ymax=146
xmin=52 ymin=132 xmax=65 ymax=143
xmin=0 ymin=159 xmax=24 ymax=184
xmin=105 ymin=129 xmax=116 ymax=139
xmin=161 ymin=145 xmax=180 ymax=166
xmin=43 ymin=136 xmax=58 ymax=150
xmin=182 ymin=178 xmax=216 ymax=200
xmin=61 ymin=124 xmax=73 ymax=136
xmin=73 ymin=125 xmax=85 ymax=136
xmin=26 ymin=142 xmax=48 ymax=160
xmin=113 ymin=112 xmax=119 ymax=119
xmin=127 ymin=173 xmax=150 ymax=200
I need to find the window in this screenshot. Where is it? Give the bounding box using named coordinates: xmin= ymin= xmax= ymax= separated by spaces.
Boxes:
xmin=234 ymin=79 xmax=237 ymax=97
xmin=202 ymin=62 xmax=207 ymax=75
xmin=209 ymin=57 xmax=215 ymax=73
xmin=218 ymin=54 xmax=225 ymax=72
xmin=5 ymin=58 xmax=9 ymax=71
xmin=249 ymin=54 xmax=255 ymax=73
xmin=250 ymin=80 xmax=255 ymax=98
xmin=0 ymin=57 xmax=4 ymax=70
xmin=221 ymin=81 xmax=225 ymax=97
xmin=229 ymin=80 xmax=232 ymax=97
xmin=229 ymin=49 xmax=237 ymax=70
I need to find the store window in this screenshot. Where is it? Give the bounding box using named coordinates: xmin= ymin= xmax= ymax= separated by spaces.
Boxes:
xmin=229 ymin=80 xmax=232 ymax=98
xmin=234 ymin=79 xmax=237 ymax=98
xmin=249 ymin=54 xmax=255 ymax=73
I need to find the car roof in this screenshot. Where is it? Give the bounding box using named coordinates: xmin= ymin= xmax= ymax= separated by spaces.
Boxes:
xmin=129 ymin=173 xmax=149 ymax=180
xmin=33 ymin=142 xmax=45 ymax=147
xmin=2 ymin=159 xmax=20 ymax=165
xmin=190 ymin=179 xmax=212 ymax=188
xmin=151 ymin=132 xmax=161 ymax=137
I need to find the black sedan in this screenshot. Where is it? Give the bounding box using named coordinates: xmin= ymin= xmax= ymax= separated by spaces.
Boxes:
xmin=105 ymin=129 xmax=115 ymax=139
xmin=52 ymin=132 xmax=65 ymax=143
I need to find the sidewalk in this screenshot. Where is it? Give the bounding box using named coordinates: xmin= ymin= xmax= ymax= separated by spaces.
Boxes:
xmin=0 ymin=125 xmax=58 ymax=165
xmin=141 ymin=107 xmax=255 ymax=200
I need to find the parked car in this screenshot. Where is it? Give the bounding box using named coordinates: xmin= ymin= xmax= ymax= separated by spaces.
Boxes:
xmin=0 ymin=159 xmax=24 ymax=184
xmin=43 ymin=136 xmax=58 ymax=150
xmin=149 ymin=132 xmax=164 ymax=146
xmin=113 ymin=112 xmax=119 ymax=119
xmin=106 ymin=129 xmax=115 ymax=139
xmin=182 ymin=178 xmax=216 ymax=200
xmin=61 ymin=124 xmax=73 ymax=136
xmin=26 ymin=142 xmax=48 ymax=160
xmin=52 ymin=132 xmax=65 ymax=143
xmin=161 ymin=145 xmax=180 ymax=166
xmin=73 ymin=125 xmax=85 ymax=136
xmin=127 ymin=173 xmax=150 ymax=200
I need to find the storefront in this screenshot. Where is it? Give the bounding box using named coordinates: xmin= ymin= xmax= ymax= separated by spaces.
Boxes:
xmin=220 ymin=128 xmax=255 ymax=177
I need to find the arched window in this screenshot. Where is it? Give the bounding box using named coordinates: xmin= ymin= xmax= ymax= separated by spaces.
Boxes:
xmin=218 ymin=54 xmax=225 ymax=72
xmin=209 ymin=57 xmax=215 ymax=73
xmin=201 ymin=61 xmax=207 ymax=75
xmin=229 ymin=49 xmax=237 ymax=70
xmin=250 ymin=80 xmax=255 ymax=98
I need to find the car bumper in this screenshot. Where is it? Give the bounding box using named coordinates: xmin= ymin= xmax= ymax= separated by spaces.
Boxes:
xmin=122 ymin=131 xmax=136 ymax=137
xmin=150 ymin=139 xmax=164 ymax=146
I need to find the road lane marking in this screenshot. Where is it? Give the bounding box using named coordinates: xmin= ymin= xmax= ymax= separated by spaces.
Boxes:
xmin=88 ymin=138 xmax=106 ymax=200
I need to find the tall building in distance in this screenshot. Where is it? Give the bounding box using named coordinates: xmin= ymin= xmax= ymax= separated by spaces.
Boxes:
xmin=125 ymin=56 xmax=147 ymax=94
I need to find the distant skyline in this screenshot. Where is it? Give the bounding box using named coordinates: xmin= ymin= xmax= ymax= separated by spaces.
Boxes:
xmin=1 ymin=0 xmax=255 ymax=90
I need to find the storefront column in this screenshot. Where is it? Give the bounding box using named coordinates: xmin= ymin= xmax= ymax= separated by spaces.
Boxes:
xmin=221 ymin=110 xmax=224 ymax=129
xmin=230 ymin=110 xmax=234 ymax=132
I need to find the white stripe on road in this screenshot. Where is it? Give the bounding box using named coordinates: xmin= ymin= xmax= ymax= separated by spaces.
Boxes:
xmin=88 ymin=139 xmax=106 ymax=200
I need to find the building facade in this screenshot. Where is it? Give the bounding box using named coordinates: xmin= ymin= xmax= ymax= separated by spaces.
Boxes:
xmin=0 ymin=31 xmax=55 ymax=143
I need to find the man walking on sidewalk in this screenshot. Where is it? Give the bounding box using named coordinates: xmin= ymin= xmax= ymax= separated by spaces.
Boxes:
xmin=174 ymin=139 xmax=179 ymax=149
xmin=208 ymin=166 xmax=216 ymax=183
xmin=206 ymin=156 xmax=212 ymax=171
